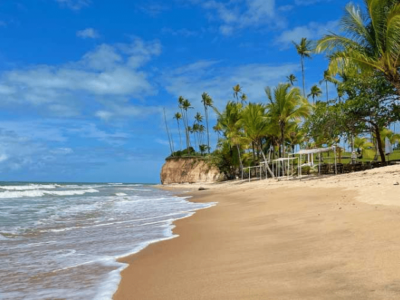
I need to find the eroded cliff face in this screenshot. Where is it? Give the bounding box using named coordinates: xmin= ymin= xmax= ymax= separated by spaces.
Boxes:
xmin=160 ymin=157 xmax=222 ymax=185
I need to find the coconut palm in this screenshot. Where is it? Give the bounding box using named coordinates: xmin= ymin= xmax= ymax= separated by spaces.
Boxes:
xmin=240 ymin=93 xmax=248 ymax=104
xmin=293 ymin=37 xmax=313 ymax=96
xmin=232 ymin=84 xmax=242 ymax=103
xmin=181 ymin=98 xmax=193 ymax=151
xmin=354 ymin=136 xmax=374 ymax=159
xmin=287 ymin=74 xmax=297 ymax=86
xmin=194 ymin=112 xmax=203 ymax=124
xmin=308 ymin=85 xmax=323 ymax=104
xmin=213 ymin=101 xmax=245 ymax=178
xmin=173 ymin=112 xmax=183 ymax=150
xmin=239 ymin=103 xmax=274 ymax=176
xmin=319 ymin=70 xmax=338 ymax=101
xmin=265 ymin=83 xmax=310 ymax=158
xmin=315 ymin=1 xmax=400 ymax=95
xmin=201 ymin=92 xmax=213 ymax=154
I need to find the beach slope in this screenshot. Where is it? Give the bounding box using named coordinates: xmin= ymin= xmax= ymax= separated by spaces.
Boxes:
xmin=114 ymin=166 xmax=400 ymax=300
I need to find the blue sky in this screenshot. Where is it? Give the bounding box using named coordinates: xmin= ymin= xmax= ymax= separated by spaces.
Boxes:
xmin=0 ymin=0 xmax=360 ymax=183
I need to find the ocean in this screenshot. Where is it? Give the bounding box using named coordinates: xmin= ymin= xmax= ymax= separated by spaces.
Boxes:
xmin=0 ymin=182 xmax=214 ymax=300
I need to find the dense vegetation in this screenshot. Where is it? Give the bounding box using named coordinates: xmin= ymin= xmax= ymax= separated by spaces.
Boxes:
xmin=164 ymin=0 xmax=400 ymax=179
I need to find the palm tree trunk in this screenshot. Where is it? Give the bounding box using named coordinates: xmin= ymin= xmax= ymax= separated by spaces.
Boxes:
xmin=176 ymin=120 xmax=182 ymax=150
xmin=205 ymin=106 xmax=210 ymax=154
xmin=301 ymin=56 xmax=306 ymax=97
xmin=326 ymin=81 xmax=329 ymax=101
xmin=236 ymin=144 xmax=244 ymax=179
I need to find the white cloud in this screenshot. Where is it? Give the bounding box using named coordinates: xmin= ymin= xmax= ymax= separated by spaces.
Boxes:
xmin=56 ymin=0 xmax=91 ymax=10
xmin=0 ymin=38 xmax=161 ymax=118
xmin=295 ymin=0 xmax=333 ymax=5
xmin=77 ymin=28 xmax=100 ymax=39
xmin=163 ymin=60 xmax=299 ymax=113
xmin=193 ymin=0 xmax=283 ymax=35
xmin=275 ymin=20 xmax=338 ymax=49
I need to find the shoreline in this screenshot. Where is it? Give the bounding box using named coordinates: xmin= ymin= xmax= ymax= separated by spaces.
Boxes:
xmin=113 ymin=166 xmax=400 ymax=299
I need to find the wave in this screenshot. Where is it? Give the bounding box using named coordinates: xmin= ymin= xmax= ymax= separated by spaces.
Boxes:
xmin=0 ymin=189 xmax=99 ymax=199
xmin=115 ymin=193 xmax=127 ymax=196
xmin=0 ymin=184 xmax=60 ymax=190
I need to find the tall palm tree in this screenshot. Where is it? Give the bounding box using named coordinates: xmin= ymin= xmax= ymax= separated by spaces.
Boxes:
xmin=266 ymin=83 xmax=310 ymax=158
xmin=320 ymin=71 xmax=331 ymax=101
xmin=181 ymin=98 xmax=193 ymax=151
xmin=201 ymin=92 xmax=213 ymax=154
xmin=173 ymin=112 xmax=183 ymax=150
xmin=287 ymin=74 xmax=297 ymax=86
xmin=308 ymin=85 xmax=323 ymax=104
xmin=293 ymin=37 xmax=313 ymax=96
xmin=240 ymin=93 xmax=248 ymax=104
xmin=315 ymin=1 xmax=400 ymax=95
xmin=232 ymin=84 xmax=242 ymax=103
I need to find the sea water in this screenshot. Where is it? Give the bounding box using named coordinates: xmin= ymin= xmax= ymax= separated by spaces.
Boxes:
xmin=0 ymin=182 xmax=214 ymax=300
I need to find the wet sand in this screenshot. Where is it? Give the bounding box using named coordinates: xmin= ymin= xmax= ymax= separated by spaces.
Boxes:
xmin=114 ymin=166 xmax=400 ymax=299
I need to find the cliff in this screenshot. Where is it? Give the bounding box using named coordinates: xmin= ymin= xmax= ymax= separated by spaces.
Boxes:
xmin=160 ymin=157 xmax=222 ymax=185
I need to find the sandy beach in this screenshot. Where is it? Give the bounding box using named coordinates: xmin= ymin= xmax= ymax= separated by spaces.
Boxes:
xmin=114 ymin=165 xmax=400 ymax=300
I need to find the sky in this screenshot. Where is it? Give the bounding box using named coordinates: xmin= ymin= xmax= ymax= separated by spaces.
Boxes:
xmin=0 ymin=0 xmax=362 ymax=183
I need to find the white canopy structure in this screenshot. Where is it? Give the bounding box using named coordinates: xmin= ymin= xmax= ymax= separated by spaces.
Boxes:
xmin=295 ymin=146 xmax=337 ymax=176
xmin=271 ymin=157 xmax=299 ymax=179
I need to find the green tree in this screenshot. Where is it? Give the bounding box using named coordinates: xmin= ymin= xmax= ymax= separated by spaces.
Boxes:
xmin=213 ymin=101 xmax=245 ymax=178
xmin=308 ymin=85 xmax=322 ymax=104
xmin=239 ymin=103 xmax=274 ymax=176
xmin=232 ymin=84 xmax=242 ymax=103
xmin=293 ymin=37 xmax=313 ymax=96
xmin=173 ymin=112 xmax=183 ymax=150
xmin=339 ymin=72 xmax=400 ymax=162
xmin=287 ymin=74 xmax=297 ymax=86
xmin=201 ymin=92 xmax=213 ymax=154
xmin=266 ymin=83 xmax=310 ymax=158
xmin=179 ymin=97 xmax=193 ymax=152
xmin=316 ymin=0 xmax=400 ymax=95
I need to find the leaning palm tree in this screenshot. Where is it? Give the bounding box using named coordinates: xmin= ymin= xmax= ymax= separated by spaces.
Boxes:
xmin=308 ymin=85 xmax=323 ymax=104
xmin=173 ymin=112 xmax=183 ymax=150
xmin=315 ymin=0 xmax=400 ymax=95
xmin=266 ymin=83 xmax=310 ymax=158
xmin=293 ymin=37 xmax=313 ymax=96
xmin=201 ymin=92 xmax=213 ymax=154
xmin=287 ymin=74 xmax=297 ymax=86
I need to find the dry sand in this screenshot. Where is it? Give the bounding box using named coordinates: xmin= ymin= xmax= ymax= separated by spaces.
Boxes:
xmin=114 ymin=165 xmax=400 ymax=300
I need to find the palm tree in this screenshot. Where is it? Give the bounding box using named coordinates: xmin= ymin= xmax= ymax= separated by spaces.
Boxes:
xmin=319 ymin=70 xmax=334 ymax=101
xmin=181 ymin=98 xmax=193 ymax=152
xmin=201 ymin=92 xmax=213 ymax=154
xmin=213 ymin=101 xmax=245 ymax=178
xmin=240 ymin=93 xmax=248 ymax=104
xmin=308 ymin=85 xmax=322 ymax=104
xmin=239 ymin=103 xmax=274 ymax=177
xmin=315 ymin=1 xmax=400 ymax=95
xmin=266 ymin=83 xmax=310 ymax=158
xmin=232 ymin=84 xmax=242 ymax=103
xmin=173 ymin=112 xmax=183 ymax=150
xmin=287 ymin=74 xmax=297 ymax=86
xmin=194 ymin=112 xmax=203 ymax=124
xmin=293 ymin=37 xmax=313 ymax=96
